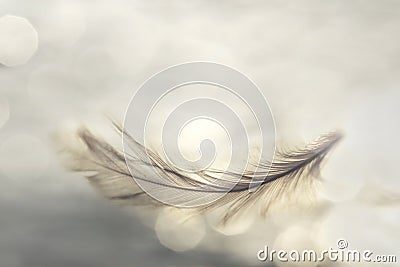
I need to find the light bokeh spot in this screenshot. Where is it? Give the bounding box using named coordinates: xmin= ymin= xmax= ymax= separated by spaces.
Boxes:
xmin=0 ymin=96 xmax=10 ymax=128
xmin=155 ymin=208 xmax=206 ymax=251
xmin=0 ymin=15 xmax=38 ymax=66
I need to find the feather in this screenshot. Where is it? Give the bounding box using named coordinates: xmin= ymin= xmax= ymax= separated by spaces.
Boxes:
xmin=61 ymin=123 xmax=343 ymax=225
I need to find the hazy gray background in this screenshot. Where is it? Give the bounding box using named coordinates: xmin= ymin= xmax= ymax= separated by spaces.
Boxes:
xmin=0 ymin=0 xmax=399 ymax=266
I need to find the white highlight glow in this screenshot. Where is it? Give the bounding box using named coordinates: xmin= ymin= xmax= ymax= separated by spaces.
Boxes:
xmin=0 ymin=15 xmax=38 ymax=66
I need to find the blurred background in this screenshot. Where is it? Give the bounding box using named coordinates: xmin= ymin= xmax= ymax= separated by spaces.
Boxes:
xmin=0 ymin=0 xmax=399 ymax=266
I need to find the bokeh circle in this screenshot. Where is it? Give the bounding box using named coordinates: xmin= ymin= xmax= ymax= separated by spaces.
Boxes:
xmin=123 ymin=62 xmax=275 ymax=207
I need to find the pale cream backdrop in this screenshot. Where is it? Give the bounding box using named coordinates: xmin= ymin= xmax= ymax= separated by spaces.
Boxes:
xmin=0 ymin=1 xmax=399 ymax=267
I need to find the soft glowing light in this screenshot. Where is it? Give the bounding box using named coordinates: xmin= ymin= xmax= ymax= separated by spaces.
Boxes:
xmin=0 ymin=15 xmax=38 ymax=66
xmin=155 ymin=207 xmax=205 ymax=251
xmin=0 ymin=96 xmax=10 ymax=128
